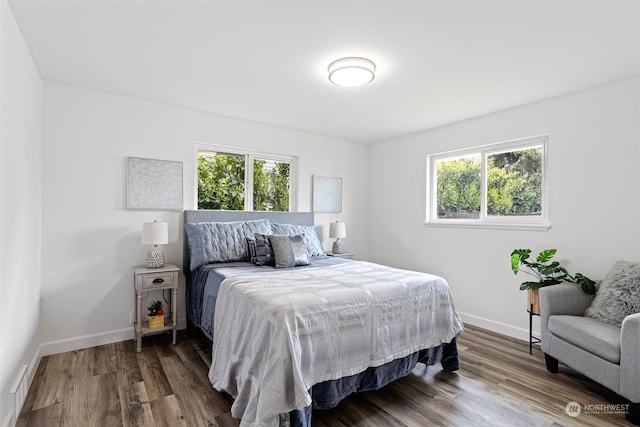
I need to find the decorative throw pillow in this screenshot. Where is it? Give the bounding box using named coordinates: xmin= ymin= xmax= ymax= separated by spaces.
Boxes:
xmin=584 ymin=261 xmax=640 ymax=326
xmin=246 ymin=237 xmax=257 ymax=264
xmin=269 ymin=234 xmax=310 ymax=269
xmin=185 ymin=219 xmax=271 ymax=270
xmin=254 ymin=233 xmax=275 ymax=266
xmin=270 ymin=223 xmax=325 ymax=257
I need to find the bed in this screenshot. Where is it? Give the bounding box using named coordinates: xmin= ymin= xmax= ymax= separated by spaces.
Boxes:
xmin=183 ymin=210 xmax=464 ymax=427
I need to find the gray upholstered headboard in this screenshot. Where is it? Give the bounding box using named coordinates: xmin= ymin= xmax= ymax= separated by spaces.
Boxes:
xmin=182 ymin=210 xmax=315 ymax=275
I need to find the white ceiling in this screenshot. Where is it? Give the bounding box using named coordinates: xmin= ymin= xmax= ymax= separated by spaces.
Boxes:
xmin=8 ymin=0 xmax=640 ymax=144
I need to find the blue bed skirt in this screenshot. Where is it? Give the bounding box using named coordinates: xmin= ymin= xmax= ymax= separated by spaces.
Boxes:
xmin=288 ymin=337 xmax=460 ymax=426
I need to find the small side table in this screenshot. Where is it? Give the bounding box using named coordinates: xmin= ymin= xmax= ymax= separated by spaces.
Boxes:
xmin=133 ymin=263 xmax=180 ymax=352
xmin=528 ymin=305 xmax=541 ymax=354
xmin=327 ymin=252 xmax=354 ymax=259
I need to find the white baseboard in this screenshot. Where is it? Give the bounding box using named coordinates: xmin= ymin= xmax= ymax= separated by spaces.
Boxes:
xmin=39 ymin=317 xmax=188 ymax=357
xmin=40 ymin=327 xmax=135 ymax=357
xmin=459 ymin=311 xmax=540 ymax=342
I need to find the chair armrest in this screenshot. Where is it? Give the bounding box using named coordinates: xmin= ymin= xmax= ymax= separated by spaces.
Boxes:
xmin=539 ymin=283 xmax=596 ymax=352
xmin=620 ymin=313 xmax=640 ymax=402
xmin=539 ymin=283 xmax=595 ymax=316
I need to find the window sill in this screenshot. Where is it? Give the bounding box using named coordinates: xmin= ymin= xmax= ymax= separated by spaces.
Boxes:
xmin=424 ymin=220 xmax=550 ymax=231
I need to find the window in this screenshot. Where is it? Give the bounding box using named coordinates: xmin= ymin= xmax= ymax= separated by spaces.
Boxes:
xmin=426 ymin=135 xmax=548 ymax=230
xmin=196 ymin=145 xmax=295 ymax=211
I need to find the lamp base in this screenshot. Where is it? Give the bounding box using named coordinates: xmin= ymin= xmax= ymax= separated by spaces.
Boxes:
xmin=332 ymin=239 xmax=344 ymax=254
xmin=146 ymin=247 xmax=165 ymax=268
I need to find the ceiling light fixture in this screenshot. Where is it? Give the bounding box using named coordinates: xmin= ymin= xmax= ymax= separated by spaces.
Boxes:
xmin=328 ymin=57 xmax=376 ymax=88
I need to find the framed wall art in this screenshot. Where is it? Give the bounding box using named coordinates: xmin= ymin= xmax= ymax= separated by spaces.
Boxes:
xmin=312 ymin=175 xmax=342 ymax=213
xmin=126 ymin=157 xmax=183 ymax=211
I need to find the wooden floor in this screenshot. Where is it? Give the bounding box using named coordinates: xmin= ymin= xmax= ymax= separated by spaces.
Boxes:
xmin=17 ymin=325 xmax=632 ymax=427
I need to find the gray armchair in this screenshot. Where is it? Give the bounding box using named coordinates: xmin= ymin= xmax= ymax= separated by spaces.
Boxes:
xmin=540 ymin=283 xmax=640 ymax=424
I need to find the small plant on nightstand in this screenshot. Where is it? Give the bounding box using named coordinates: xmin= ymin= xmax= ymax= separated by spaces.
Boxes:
xmin=147 ymin=300 xmax=164 ymax=329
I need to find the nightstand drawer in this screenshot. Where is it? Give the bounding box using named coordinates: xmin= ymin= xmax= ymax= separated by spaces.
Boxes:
xmin=140 ymin=272 xmax=175 ymax=289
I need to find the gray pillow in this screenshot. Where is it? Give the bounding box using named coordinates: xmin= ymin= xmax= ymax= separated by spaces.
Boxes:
xmin=254 ymin=233 xmax=275 ymax=266
xmin=185 ymin=219 xmax=271 ymax=270
xmin=270 ymin=223 xmax=325 ymax=257
xmin=584 ymin=261 xmax=640 ymax=326
xmin=269 ymin=234 xmax=310 ymax=269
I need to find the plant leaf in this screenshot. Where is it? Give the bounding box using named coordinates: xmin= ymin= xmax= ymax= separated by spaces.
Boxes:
xmin=521 ymin=281 xmax=543 ymax=290
xmin=536 ymin=249 xmax=557 ymax=263
xmin=575 ymin=273 xmax=596 ymax=295
xmin=541 ymin=278 xmax=562 ymax=287
xmin=511 ymin=249 xmax=531 ymax=259
xmin=511 ymin=253 xmax=521 ymax=274
xmin=539 ymin=262 xmax=560 ymax=275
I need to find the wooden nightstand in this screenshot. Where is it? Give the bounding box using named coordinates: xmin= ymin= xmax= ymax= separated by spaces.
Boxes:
xmin=133 ymin=263 xmax=180 ymax=352
xmin=327 ymin=252 xmax=354 ymax=259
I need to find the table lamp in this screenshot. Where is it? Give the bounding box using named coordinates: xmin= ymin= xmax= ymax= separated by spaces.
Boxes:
xmin=329 ymin=221 xmax=346 ymax=254
xmin=142 ymin=220 xmax=168 ymax=268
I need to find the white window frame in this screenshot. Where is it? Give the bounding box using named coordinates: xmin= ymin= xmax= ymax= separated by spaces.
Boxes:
xmin=194 ymin=143 xmax=298 ymax=211
xmin=426 ymin=135 xmax=550 ymax=231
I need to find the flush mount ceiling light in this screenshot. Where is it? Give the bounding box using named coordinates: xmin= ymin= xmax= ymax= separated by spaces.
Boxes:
xmin=328 ymin=57 xmax=376 ymax=87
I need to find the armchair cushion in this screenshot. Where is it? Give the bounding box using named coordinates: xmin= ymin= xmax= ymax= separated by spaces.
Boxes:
xmin=548 ymin=315 xmax=621 ymax=363
xmin=585 ymin=261 xmax=640 ymax=326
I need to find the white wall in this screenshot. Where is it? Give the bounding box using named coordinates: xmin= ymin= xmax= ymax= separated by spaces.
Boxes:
xmin=368 ymin=77 xmax=640 ymax=340
xmin=40 ymin=82 xmax=369 ymax=353
xmin=0 ymin=2 xmax=43 ymax=426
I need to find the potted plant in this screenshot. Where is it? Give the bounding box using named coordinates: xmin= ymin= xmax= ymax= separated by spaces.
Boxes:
xmin=147 ymin=300 xmax=165 ymax=329
xmin=510 ymin=248 xmax=596 ymax=314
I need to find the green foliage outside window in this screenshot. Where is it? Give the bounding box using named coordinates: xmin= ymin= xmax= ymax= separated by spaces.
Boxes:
xmin=198 ymin=153 xmax=245 ymax=210
xmin=197 ymin=152 xmax=290 ymax=211
xmin=436 ymin=158 xmax=481 ymax=216
xmin=253 ymin=159 xmax=290 ymax=211
xmin=437 ymin=147 xmax=542 ymax=218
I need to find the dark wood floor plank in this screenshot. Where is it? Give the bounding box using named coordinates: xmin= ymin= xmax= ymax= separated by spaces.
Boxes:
xmin=16 ymin=401 xmax=63 ymax=427
xmin=64 ymin=372 xmax=122 ymax=427
xmin=18 ymin=325 xmax=633 ymax=426
xmin=158 ymin=354 xmax=219 ymax=426
xmin=149 ymin=394 xmax=187 ymax=427
xmin=136 ymin=348 xmax=173 ymax=401
xmin=172 ymin=338 xmax=218 ymax=389
xmin=27 ymin=353 xmax=67 ymax=412
xmin=213 ymin=412 xmax=241 ymax=427
xmin=119 ymin=381 xmax=156 ymax=427
xmin=92 ymin=343 xmax=117 ymax=376
xmin=162 ymin=341 xmax=232 ymax=418
xmin=29 ymin=349 xmax=92 ymax=412
xmin=114 ymin=340 xmax=144 ymax=387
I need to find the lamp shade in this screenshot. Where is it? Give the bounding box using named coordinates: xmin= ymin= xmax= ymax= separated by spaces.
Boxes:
xmin=141 ymin=221 xmax=168 ymax=245
xmin=329 ymin=221 xmax=346 ymax=239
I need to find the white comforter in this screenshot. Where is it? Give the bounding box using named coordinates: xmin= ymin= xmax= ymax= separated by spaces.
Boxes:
xmin=208 ymin=261 xmax=464 ymax=427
